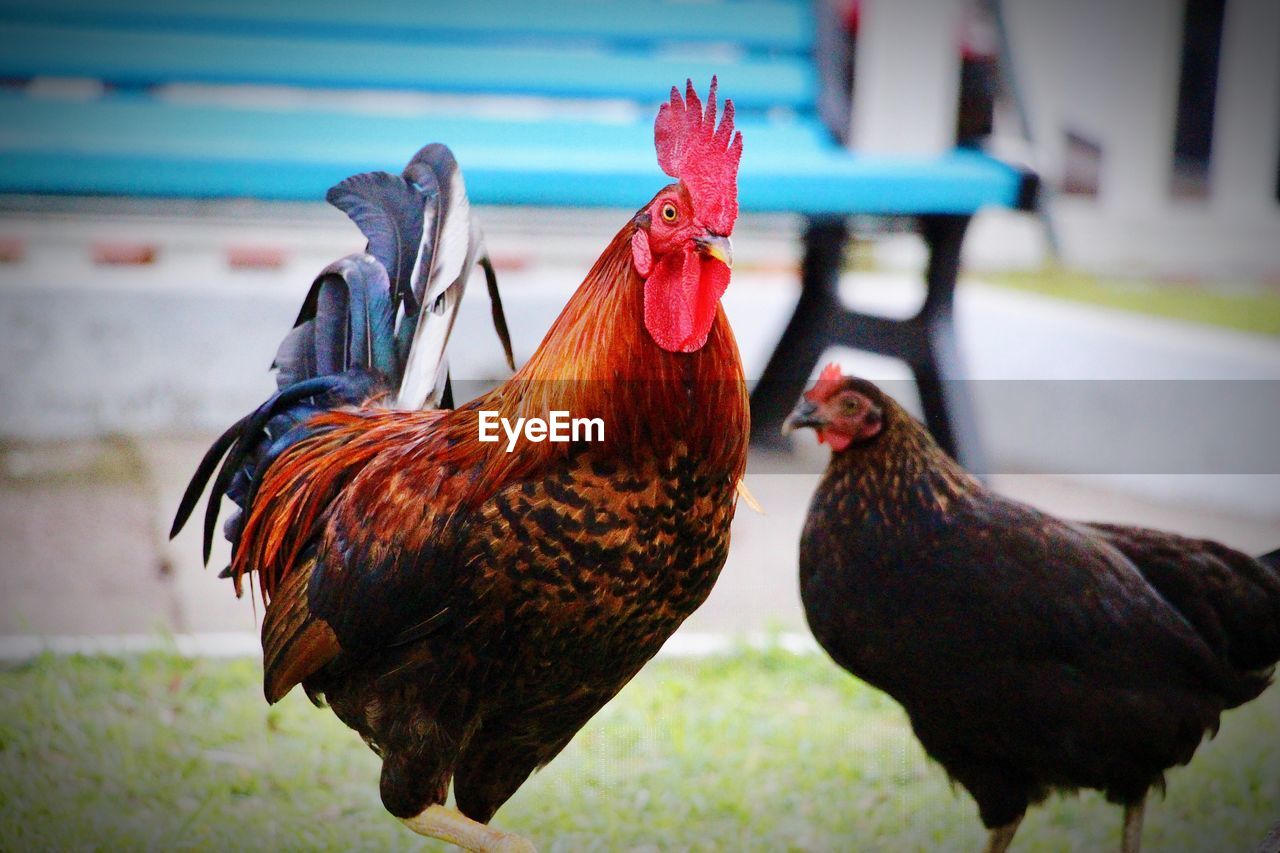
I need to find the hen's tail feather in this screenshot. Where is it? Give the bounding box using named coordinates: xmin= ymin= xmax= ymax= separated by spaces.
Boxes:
xmin=1087 ymin=524 xmax=1280 ymax=692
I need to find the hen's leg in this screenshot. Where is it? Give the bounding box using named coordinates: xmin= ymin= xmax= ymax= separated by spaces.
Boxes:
xmin=402 ymin=805 xmax=536 ymax=852
xmin=984 ymin=816 xmax=1022 ymax=853
xmin=1122 ymin=800 xmax=1145 ymax=853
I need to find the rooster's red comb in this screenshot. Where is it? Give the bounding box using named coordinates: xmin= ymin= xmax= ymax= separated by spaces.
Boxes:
xmin=654 ymin=77 xmax=743 ymax=236
xmin=805 ymin=363 xmax=846 ymax=403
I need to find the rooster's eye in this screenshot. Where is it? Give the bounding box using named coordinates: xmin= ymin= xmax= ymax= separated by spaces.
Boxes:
xmin=660 ymin=203 xmax=678 ymax=222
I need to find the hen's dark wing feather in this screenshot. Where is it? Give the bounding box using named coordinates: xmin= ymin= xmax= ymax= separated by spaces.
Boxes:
xmin=802 ymin=468 xmax=1269 ymax=826
xmin=849 ymin=494 xmax=1252 ymax=804
xmin=1083 ymin=523 xmax=1280 ymax=682
xmin=920 ymin=496 xmax=1235 ymax=693
xmin=806 ymin=489 xmax=1243 ymax=707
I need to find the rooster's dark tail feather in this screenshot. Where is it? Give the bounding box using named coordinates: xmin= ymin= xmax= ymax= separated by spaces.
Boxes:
xmin=170 ymin=145 xmax=513 ymax=575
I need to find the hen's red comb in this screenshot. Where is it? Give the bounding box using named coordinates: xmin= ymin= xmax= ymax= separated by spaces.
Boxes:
xmin=805 ymin=362 xmax=846 ymax=403
xmin=654 ymin=77 xmax=743 ymax=236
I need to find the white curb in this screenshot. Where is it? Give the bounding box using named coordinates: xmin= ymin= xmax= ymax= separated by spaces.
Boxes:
xmin=0 ymin=631 xmax=820 ymax=662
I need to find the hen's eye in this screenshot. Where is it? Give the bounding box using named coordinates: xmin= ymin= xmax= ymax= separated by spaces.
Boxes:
xmin=660 ymin=203 xmax=678 ymax=222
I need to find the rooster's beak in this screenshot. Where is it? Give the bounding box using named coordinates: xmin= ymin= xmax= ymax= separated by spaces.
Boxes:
xmin=782 ymin=398 xmax=824 ymax=435
xmin=695 ymin=233 xmax=733 ymax=268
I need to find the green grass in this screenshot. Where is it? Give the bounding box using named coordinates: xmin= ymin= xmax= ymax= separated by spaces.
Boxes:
xmin=1 ymin=649 xmax=1277 ymax=851
xmin=981 ymin=267 xmax=1280 ymax=337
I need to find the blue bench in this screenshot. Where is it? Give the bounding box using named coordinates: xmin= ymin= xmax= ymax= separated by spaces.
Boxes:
xmin=0 ymin=0 xmax=1036 ymax=467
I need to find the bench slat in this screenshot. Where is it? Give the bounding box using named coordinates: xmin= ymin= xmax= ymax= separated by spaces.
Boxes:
xmin=0 ymin=0 xmax=814 ymax=52
xmin=0 ymin=22 xmax=814 ymax=110
xmin=0 ymin=95 xmax=1025 ymax=214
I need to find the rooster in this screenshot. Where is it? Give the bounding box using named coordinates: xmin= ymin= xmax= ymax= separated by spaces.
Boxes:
xmin=785 ymin=366 xmax=1280 ymax=853
xmin=172 ymin=79 xmax=746 ymax=851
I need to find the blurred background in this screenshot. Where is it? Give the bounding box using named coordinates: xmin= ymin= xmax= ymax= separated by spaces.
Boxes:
xmin=1 ymin=0 xmax=1278 ymax=848
xmin=2 ymin=0 xmax=1277 ymax=642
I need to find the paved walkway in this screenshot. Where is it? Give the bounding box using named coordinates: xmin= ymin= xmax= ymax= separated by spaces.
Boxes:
xmin=1 ymin=205 xmax=1277 ymax=645
xmin=2 ymin=434 xmax=1276 ymax=644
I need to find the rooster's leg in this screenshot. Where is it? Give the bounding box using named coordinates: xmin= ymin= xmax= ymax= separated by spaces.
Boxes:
xmin=983 ymin=816 xmax=1022 ymax=853
xmin=1121 ymin=799 xmax=1145 ymax=853
xmin=402 ymin=805 xmax=536 ymax=852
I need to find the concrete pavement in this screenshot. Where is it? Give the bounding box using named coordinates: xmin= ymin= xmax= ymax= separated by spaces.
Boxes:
xmin=1 ymin=203 xmax=1277 ymax=646
xmin=2 ymin=433 xmax=1276 ymax=646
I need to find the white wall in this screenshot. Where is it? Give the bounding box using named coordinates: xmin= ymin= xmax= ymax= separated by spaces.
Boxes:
xmin=999 ymin=0 xmax=1280 ymax=275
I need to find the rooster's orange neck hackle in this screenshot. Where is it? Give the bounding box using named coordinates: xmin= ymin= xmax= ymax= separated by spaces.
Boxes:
xmin=458 ymin=76 xmax=748 ymax=494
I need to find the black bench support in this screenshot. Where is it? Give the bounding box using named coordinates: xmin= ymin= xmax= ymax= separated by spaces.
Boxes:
xmin=749 ymin=213 xmax=986 ymax=473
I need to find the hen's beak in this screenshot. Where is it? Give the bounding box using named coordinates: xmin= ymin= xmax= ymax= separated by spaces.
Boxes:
xmin=782 ymin=398 xmax=824 ymax=435
xmin=695 ymin=233 xmax=733 ymax=268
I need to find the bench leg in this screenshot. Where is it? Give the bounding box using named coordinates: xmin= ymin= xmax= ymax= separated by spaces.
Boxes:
xmin=749 ymin=214 xmax=986 ymax=474
xmin=914 ymin=215 xmax=986 ymax=472
xmin=749 ymin=218 xmax=848 ymax=446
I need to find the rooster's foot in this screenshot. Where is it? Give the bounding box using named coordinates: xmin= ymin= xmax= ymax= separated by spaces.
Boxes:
xmin=401 ymin=805 xmax=535 ymax=852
